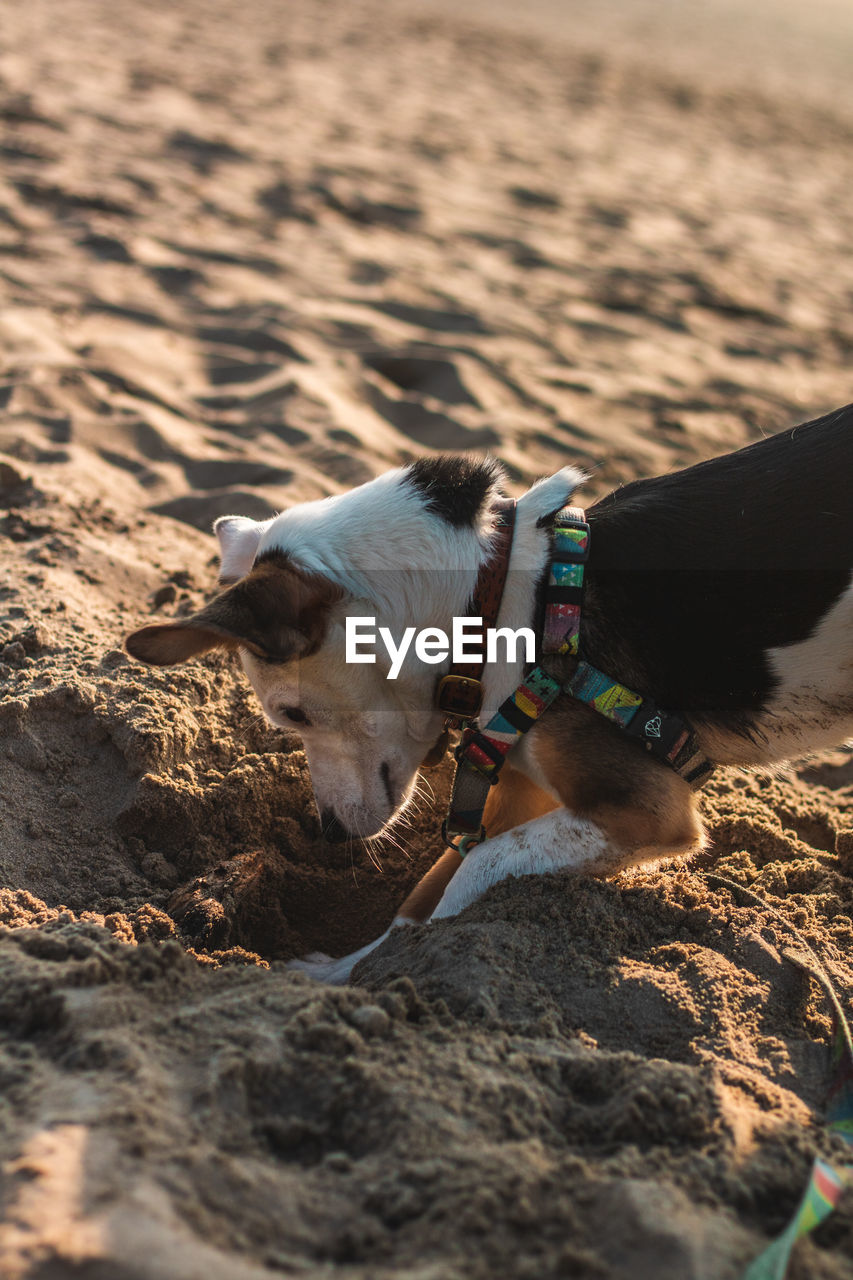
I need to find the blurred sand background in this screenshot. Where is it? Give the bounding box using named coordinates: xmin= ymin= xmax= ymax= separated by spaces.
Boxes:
xmin=1 ymin=0 xmax=853 ymax=1275
xmin=431 ymin=0 xmax=853 ymax=108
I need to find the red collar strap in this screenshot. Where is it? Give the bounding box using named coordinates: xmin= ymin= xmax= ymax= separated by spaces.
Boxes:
xmin=434 ymin=498 xmax=517 ymax=727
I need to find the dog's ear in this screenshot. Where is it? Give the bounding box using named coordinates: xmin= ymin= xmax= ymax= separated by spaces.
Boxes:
xmin=525 ymin=467 xmax=588 ymax=525
xmin=214 ymin=515 xmax=270 ymax=585
xmin=125 ymin=555 xmax=343 ymax=667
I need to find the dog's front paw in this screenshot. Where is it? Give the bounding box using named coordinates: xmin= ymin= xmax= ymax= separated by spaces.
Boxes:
xmin=286 ymin=920 xmax=412 ymax=986
xmin=287 ymin=952 xmax=361 ymax=985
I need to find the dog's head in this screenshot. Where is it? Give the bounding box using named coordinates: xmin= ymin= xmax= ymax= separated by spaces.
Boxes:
xmin=126 ymin=457 xmax=582 ymax=841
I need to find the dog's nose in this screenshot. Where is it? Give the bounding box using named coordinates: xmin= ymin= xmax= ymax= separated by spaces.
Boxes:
xmin=320 ymin=809 xmax=350 ymax=844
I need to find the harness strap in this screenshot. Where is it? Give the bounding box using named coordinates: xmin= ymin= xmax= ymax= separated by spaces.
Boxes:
xmin=541 ymin=508 xmax=589 ymax=656
xmin=442 ymin=506 xmax=715 ymax=854
xmin=565 ymin=660 xmax=715 ymax=788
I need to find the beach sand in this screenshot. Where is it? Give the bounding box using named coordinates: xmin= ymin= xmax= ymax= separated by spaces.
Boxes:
xmin=1 ymin=0 xmax=853 ymax=1274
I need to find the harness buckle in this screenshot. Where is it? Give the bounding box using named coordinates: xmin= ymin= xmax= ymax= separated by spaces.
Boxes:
xmin=442 ymin=819 xmax=486 ymax=855
xmin=436 ymin=673 xmax=483 ymax=720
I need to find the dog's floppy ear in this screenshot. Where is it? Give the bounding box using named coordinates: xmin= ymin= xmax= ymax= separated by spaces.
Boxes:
xmin=214 ymin=515 xmax=270 ymax=585
xmin=525 ymin=467 xmax=587 ymax=525
xmin=125 ymin=554 xmax=343 ymax=667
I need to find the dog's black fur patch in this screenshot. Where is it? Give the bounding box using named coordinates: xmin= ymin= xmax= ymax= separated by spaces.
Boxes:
xmin=583 ymin=403 xmax=853 ymax=732
xmin=405 ymin=456 xmax=504 ymax=525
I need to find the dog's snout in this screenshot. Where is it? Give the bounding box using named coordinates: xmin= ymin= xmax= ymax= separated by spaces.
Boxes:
xmin=320 ymin=809 xmax=350 ymax=844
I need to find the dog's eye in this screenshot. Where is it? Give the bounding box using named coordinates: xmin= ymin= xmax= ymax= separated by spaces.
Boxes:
xmin=254 ymin=650 xmax=283 ymax=665
xmin=283 ymin=706 xmax=309 ymax=725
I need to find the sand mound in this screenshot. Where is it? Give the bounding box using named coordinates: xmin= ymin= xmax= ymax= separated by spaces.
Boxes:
xmin=2 ymin=0 xmax=853 ymax=1275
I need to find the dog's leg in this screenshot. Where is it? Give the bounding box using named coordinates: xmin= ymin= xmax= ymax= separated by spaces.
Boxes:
xmin=395 ymin=762 xmax=557 ymax=922
xmin=430 ymin=794 xmax=698 ymax=920
xmin=290 ymin=732 xmax=700 ymax=980
xmin=430 ymin=807 xmax=621 ymax=920
xmin=288 ymin=924 xmax=411 ymax=985
xmin=481 ymin=758 xmax=559 ymax=837
xmin=396 ymin=848 xmax=462 ymax=922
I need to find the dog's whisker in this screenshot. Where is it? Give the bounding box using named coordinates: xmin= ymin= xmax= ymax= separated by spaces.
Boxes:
xmin=403 ymin=797 xmax=429 ymax=825
xmin=415 ymin=773 xmax=436 ymax=804
xmin=231 ymin=708 xmax=276 ymax=755
xmin=408 ymin=784 xmax=429 ymax=809
xmin=365 ymin=846 xmax=384 ymax=873
xmin=232 ymin=715 xmax=261 ymax=748
xmin=381 ymin=827 xmax=412 ymax=863
xmin=361 ymin=833 xmax=385 ymax=873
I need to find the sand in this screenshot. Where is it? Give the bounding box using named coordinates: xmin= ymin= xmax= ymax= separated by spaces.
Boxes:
xmin=1 ymin=0 xmax=853 ymax=1274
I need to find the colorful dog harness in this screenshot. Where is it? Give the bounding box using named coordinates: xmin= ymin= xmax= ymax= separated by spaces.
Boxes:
xmin=442 ymin=507 xmax=715 ymax=854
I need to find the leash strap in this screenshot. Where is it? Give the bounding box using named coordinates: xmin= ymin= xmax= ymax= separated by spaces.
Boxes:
xmin=740 ymin=993 xmax=853 ymax=1280
xmin=443 ymin=507 xmax=714 ymax=853
xmin=707 ymin=877 xmax=853 ymax=1280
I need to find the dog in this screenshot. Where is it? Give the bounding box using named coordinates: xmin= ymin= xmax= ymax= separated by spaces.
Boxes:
xmin=126 ymin=403 xmax=853 ymax=983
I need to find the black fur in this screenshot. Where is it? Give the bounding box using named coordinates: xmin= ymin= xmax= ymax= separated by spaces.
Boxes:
xmin=405 ymin=456 xmax=504 ymax=526
xmin=581 ymin=404 xmax=853 ymax=732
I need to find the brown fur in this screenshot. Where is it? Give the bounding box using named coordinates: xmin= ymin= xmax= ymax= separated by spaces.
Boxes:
xmin=530 ymin=695 xmax=703 ymax=869
xmin=482 ymin=759 xmax=559 ymax=838
xmin=397 ymin=849 xmax=463 ymax=923
xmin=125 ymin=553 xmax=342 ymax=667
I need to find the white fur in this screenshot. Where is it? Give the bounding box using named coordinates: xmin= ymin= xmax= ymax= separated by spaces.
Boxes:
xmin=431 ymin=810 xmax=619 ymax=919
xmin=697 ymin=574 xmax=853 ymax=765
xmin=214 ymin=515 xmax=272 ymax=582
xmin=479 ymin=469 xmax=583 ymax=724
xmin=288 ymin=917 xmax=415 ymax=985
xmin=259 ymin=468 xmax=497 ymax=591
xmin=764 ymin=574 xmax=853 ymax=753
